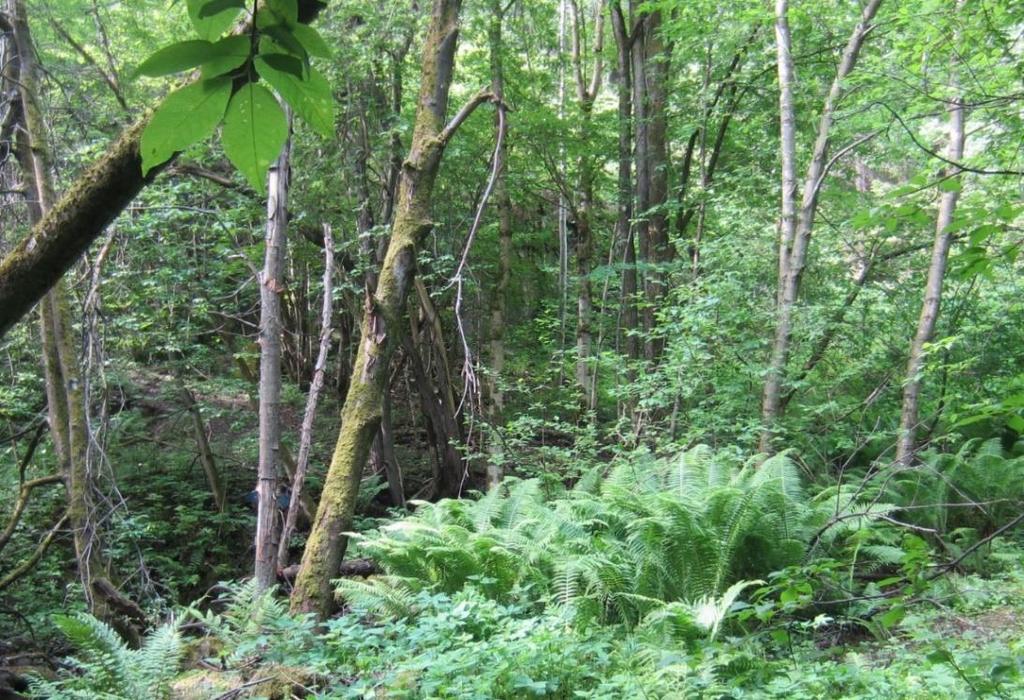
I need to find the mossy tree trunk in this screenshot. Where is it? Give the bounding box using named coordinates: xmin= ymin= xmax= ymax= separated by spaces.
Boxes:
xmin=290 ymin=0 xmax=478 ymax=618
xmin=7 ymin=0 xmax=139 ymax=643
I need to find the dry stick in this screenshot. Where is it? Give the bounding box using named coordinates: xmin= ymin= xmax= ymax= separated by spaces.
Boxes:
xmin=180 ymin=384 xmax=226 ymax=512
xmin=278 ymin=224 xmax=335 ymax=571
xmin=448 ymin=96 xmax=507 ymax=417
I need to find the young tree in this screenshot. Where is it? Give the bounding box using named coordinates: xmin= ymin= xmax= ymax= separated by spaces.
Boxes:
xmin=895 ymin=62 xmax=966 ymax=466
xmin=760 ymin=0 xmax=884 ymax=453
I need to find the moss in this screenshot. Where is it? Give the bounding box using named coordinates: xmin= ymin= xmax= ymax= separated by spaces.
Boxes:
xmin=290 ymin=0 xmax=465 ymax=619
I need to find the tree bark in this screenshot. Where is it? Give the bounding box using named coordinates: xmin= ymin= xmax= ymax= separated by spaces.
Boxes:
xmin=569 ymin=0 xmax=604 ymax=412
xmin=254 ymin=111 xmax=292 ymax=590
xmin=0 ymin=0 xmax=327 ymax=340
xmin=759 ymin=0 xmax=884 ymax=453
xmin=610 ymin=0 xmax=639 ymax=423
xmin=630 ymin=2 xmax=671 ymax=361
xmin=290 ymin=0 xmax=474 ymax=619
xmin=7 ymin=0 xmax=134 ymax=641
xmin=485 ymin=0 xmax=512 ymax=487
xmin=896 ymin=90 xmax=966 ymax=465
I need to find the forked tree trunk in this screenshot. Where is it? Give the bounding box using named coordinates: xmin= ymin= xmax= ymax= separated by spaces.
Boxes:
xmin=0 ymin=0 xmax=327 ymax=340
xmin=896 ymin=88 xmax=966 ymax=466
xmin=254 ymin=112 xmax=292 ymax=590
xmin=759 ymin=0 xmax=883 ymax=453
xmin=290 ymin=0 xmax=481 ymax=618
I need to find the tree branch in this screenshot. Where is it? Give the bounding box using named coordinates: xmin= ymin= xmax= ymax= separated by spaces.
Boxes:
xmin=438 ymin=88 xmax=497 ymax=145
xmin=0 ymin=512 xmax=68 ymax=592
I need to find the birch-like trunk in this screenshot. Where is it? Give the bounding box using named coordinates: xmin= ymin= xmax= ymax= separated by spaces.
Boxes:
xmin=759 ymin=0 xmax=884 ymax=453
xmin=254 ymin=112 xmax=292 ymax=590
xmin=896 ymin=93 xmax=966 ymax=465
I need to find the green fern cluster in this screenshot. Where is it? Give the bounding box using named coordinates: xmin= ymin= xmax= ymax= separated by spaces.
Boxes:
xmin=889 ymin=438 xmax=1024 ymax=536
xmin=30 ymin=614 xmax=181 ymax=700
xmin=344 ymin=446 xmax=875 ymax=626
xmin=185 ymin=579 xmax=318 ymax=665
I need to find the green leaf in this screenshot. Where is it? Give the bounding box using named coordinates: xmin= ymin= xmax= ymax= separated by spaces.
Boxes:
xmin=255 ymin=56 xmax=334 ymax=138
xmin=937 ymin=177 xmax=962 ymax=193
xmin=140 ymin=77 xmax=232 ymax=175
xmin=261 ymin=24 xmax=308 ymax=60
xmin=267 ymin=0 xmax=299 ymax=25
xmin=260 ymin=53 xmax=305 ymax=79
xmin=878 ymin=605 xmax=905 ymax=629
xmin=135 ymin=40 xmax=217 ymax=77
xmin=996 ymin=204 xmax=1019 ymax=221
xmin=200 ymin=36 xmax=252 ymax=78
xmin=292 ymin=23 xmax=331 ymax=58
xmin=221 ymin=83 xmax=289 ymax=189
xmin=187 ymin=0 xmax=245 ymax=41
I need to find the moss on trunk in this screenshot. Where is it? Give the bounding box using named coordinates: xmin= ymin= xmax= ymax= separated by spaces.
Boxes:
xmin=290 ymin=0 xmax=465 ymax=618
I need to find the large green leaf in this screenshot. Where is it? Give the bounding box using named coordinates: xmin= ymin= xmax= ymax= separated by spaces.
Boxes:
xmin=255 ymin=55 xmax=334 ymax=139
xmin=187 ymin=0 xmax=246 ymax=41
xmin=221 ymin=83 xmax=289 ymax=189
xmin=135 ymin=40 xmax=218 ymax=77
xmin=292 ymin=23 xmax=331 ymax=58
xmin=200 ymin=36 xmax=252 ymax=78
xmin=140 ymin=77 xmax=232 ymax=175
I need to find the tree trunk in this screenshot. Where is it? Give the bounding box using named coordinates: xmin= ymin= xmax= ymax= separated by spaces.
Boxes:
xmin=290 ymin=0 xmax=473 ymax=618
xmin=569 ymin=0 xmax=604 ymax=411
xmin=759 ymin=0 xmax=884 ymax=453
xmin=610 ymin=2 xmax=639 ymax=383
xmin=896 ymin=92 xmax=966 ymax=465
xmin=0 ymin=0 xmax=327 ymax=340
xmin=630 ymin=2 xmax=671 ymax=362
xmin=486 ymin=0 xmax=512 ymax=487
xmin=254 ymin=112 xmax=291 ymax=590
xmin=7 ymin=0 xmax=138 ymax=643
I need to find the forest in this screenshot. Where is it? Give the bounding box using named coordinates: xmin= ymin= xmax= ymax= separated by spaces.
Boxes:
xmin=1 ymin=0 xmax=1023 ymax=697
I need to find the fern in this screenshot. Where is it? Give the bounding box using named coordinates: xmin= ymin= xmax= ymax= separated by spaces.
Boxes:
xmin=31 ymin=614 xmax=181 ymax=700
xmin=346 ymin=445 xmax=883 ymax=627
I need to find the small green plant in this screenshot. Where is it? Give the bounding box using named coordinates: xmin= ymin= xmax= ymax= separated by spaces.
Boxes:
xmin=30 ymin=613 xmax=182 ymax=700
